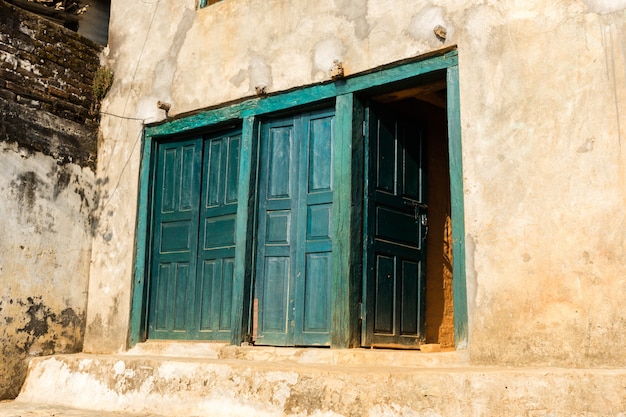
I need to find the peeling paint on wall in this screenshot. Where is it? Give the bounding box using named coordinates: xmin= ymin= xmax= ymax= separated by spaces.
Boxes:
xmin=0 ymin=142 xmax=95 ymax=400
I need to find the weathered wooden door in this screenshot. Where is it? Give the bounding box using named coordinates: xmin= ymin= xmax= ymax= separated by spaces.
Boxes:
xmin=363 ymin=106 xmax=427 ymax=348
xmin=254 ymin=109 xmax=334 ymax=346
xmin=148 ymin=131 xmax=240 ymax=340
xmin=195 ymin=133 xmax=240 ymax=339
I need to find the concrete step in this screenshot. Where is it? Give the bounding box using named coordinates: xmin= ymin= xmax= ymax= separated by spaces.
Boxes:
xmin=0 ymin=401 xmax=166 ymax=417
xmin=9 ymin=343 xmax=626 ymax=416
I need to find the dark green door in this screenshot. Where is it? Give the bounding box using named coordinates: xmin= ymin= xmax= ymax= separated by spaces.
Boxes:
xmin=254 ymin=109 xmax=334 ymax=346
xmin=148 ymin=130 xmax=240 ymax=340
xmin=363 ymin=106 xmax=427 ymax=348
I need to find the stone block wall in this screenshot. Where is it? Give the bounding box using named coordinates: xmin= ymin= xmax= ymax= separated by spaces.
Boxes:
xmin=0 ymin=0 xmax=101 ymax=400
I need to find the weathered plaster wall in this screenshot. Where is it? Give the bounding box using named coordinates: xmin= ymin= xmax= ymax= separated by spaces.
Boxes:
xmin=0 ymin=143 xmax=96 ymax=400
xmin=0 ymin=1 xmax=100 ymax=400
xmin=87 ymin=0 xmax=626 ymax=368
xmin=458 ymin=1 xmax=626 ymax=367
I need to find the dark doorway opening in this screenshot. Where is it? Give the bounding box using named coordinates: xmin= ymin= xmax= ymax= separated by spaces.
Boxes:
xmin=363 ymin=74 xmax=454 ymax=349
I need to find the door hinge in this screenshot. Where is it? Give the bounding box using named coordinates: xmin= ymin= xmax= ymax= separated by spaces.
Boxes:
xmin=362 ymin=120 xmax=366 ymax=137
xmin=359 ymin=302 xmax=366 ymax=320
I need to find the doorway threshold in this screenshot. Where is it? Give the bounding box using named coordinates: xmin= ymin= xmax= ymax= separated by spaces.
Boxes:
xmin=124 ymin=340 xmax=469 ymax=368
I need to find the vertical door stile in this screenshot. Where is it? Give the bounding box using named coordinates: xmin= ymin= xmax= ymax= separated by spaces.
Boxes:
xmin=331 ymin=93 xmax=362 ymax=349
xmin=293 ymin=114 xmax=307 ymax=344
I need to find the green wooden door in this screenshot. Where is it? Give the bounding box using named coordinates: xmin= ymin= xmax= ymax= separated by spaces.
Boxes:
xmin=363 ymin=106 xmax=427 ymax=348
xmin=196 ymin=133 xmax=240 ymax=338
xmin=148 ymin=131 xmax=240 ymax=340
xmin=254 ymin=109 xmax=334 ymax=346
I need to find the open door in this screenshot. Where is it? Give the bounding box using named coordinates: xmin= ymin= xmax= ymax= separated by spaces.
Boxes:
xmin=363 ymin=105 xmax=427 ymax=348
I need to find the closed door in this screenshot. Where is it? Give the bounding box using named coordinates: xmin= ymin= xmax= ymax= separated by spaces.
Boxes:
xmin=363 ymin=106 xmax=427 ymax=348
xmin=148 ymin=131 xmax=240 ymax=340
xmin=254 ymin=109 xmax=334 ymax=346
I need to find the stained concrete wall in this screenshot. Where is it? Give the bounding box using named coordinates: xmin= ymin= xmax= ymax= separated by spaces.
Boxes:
xmin=0 ymin=1 xmax=100 ymax=400
xmin=86 ymin=0 xmax=626 ymax=369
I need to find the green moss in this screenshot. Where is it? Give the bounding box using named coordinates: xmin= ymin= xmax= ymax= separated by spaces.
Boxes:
xmin=92 ymin=66 xmax=113 ymax=100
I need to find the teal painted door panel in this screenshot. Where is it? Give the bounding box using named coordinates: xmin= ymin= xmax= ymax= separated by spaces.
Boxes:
xmin=196 ymin=132 xmax=240 ymax=339
xmin=254 ymin=119 xmax=296 ymax=345
xmin=255 ymin=109 xmax=334 ymax=346
xmin=149 ymin=138 xmax=202 ymax=339
xmin=296 ymin=112 xmax=333 ymax=346
xmin=148 ymin=130 xmax=240 ymax=341
xmin=364 ymin=106 xmax=426 ymax=348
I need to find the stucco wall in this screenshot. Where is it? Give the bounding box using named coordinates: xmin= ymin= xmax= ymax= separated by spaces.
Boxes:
xmin=0 ymin=1 xmax=100 ymax=399
xmin=86 ymin=0 xmax=626 ymax=367
xmin=0 ymin=143 xmax=95 ymax=400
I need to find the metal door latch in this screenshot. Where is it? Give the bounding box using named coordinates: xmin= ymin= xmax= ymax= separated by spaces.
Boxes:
xmin=420 ymin=213 xmax=429 ymax=239
xmin=404 ymin=200 xmax=427 ymax=220
xmin=404 ymin=200 xmax=428 ymax=239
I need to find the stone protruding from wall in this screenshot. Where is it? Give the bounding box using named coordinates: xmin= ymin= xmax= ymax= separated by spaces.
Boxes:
xmin=0 ymin=0 xmax=102 ymax=170
xmin=0 ymin=0 xmax=101 ymax=401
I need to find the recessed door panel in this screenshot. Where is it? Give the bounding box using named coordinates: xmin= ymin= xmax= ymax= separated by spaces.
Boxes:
xmin=400 ymin=259 xmax=420 ymax=335
xmin=303 ymin=252 xmax=331 ymax=333
xmin=268 ymin=126 xmax=292 ymax=199
xmin=375 ymin=206 xmax=420 ymax=248
xmin=308 ymin=116 xmax=333 ymax=193
xmin=219 ymin=258 xmax=234 ymax=330
xmin=203 ymin=215 xmax=236 ymax=249
xmin=173 ymin=263 xmax=190 ymax=331
xmin=374 ymin=255 xmax=394 ymax=334
xmin=198 ymin=259 xmax=217 ymax=331
xmin=262 ymin=256 xmax=290 ymax=334
xmin=160 ymin=221 xmax=192 ymax=253
xmin=154 ymin=263 xmax=172 ymax=330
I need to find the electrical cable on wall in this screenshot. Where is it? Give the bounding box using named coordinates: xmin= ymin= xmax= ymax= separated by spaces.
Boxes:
xmin=98 ymin=0 xmax=161 ymax=213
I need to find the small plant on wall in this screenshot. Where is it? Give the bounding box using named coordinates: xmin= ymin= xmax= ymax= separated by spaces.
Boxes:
xmin=93 ymin=66 xmax=113 ymax=101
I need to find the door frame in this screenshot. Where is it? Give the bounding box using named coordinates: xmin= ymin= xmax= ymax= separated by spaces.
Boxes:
xmin=130 ymin=47 xmax=467 ymax=349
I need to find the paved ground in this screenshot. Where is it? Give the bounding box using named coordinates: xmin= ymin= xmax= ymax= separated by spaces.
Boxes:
xmin=0 ymin=402 xmax=167 ymax=417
